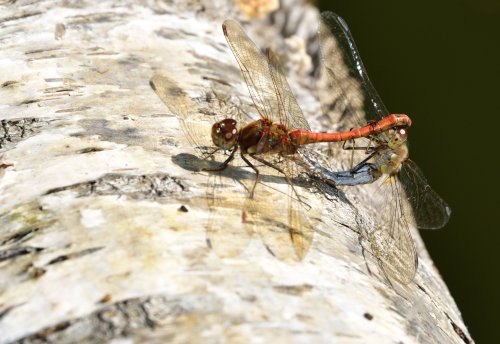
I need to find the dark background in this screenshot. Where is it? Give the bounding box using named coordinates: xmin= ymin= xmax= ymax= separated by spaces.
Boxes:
xmin=317 ymin=0 xmax=500 ymax=342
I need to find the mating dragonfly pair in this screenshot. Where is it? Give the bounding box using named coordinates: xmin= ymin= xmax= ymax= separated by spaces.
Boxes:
xmin=152 ymin=12 xmax=451 ymax=285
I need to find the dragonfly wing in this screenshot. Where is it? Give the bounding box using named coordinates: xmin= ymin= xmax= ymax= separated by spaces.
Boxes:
xmin=242 ymin=158 xmax=314 ymax=261
xmin=150 ymin=74 xmax=232 ymax=168
xmin=319 ymin=12 xmax=390 ymax=121
xmin=206 ymin=171 xmax=253 ymax=258
xmin=152 ymin=75 xmax=253 ymax=256
xmin=265 ymin=48 xmax=311 ymax=131
xmin=223 ymin=20 xmax=281 ymax=124
xmin=364 ymin=176 xmax=418 ymax=285
xmin=282 ymin=158 xmax=315 ymax=259
xmin=151 ymin=75 xmax=214 ymax=152
xmin=318 ymin=12 xmax=391 ymax=141
xmin=398 ymin=159 xmax=451 ymax=229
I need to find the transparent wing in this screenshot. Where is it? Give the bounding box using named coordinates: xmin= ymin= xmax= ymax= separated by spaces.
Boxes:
xmin=206 ymin=171 xmax=253 ymax=258
xmin=152 ymin=75 xmax=253 ymax=256
xmin=318 ymin=12 xmax=391 ymax=143
xmin=223 ymin=20 xmax=296 ymax=129
xmin=150 ymin=75 xmax=215 ymax=153
xmin=266 ymin=48 xmax=311 ymax=131
xmin=364 ymin=176 xmax=418 ymax=285
xmin=398 ymin=159 xmax=452 ymax=229
xmin=282 ymin=158 xmax=315 ymax=259
xmin=242 ymin=157 xmax=315 ymax=261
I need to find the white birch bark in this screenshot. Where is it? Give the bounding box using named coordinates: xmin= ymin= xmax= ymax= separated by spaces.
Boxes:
xmin=0 ymin=0 xmax=472 ymax=343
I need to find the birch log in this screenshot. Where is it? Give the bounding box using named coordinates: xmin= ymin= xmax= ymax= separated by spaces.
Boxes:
xmin=0 ymin=0 xmax=472 ymax=343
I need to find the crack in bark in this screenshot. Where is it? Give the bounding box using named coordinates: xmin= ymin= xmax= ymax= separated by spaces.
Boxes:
xmin=0 ymin=246 xmax=44 ymax=262
xmin=13 ymin=295 xmax=192 ymax=343
xmin=44 ymin=173 xmax=186 ymax=199
xmin=0 ymin=227 xmax=40 ymax=246
xmin=0 ymin=118 xmax=46 ymax=150
xmin=445 ymin=312 xmax=471 ymax=344
xmin=1 ymin=80 xmax=18 ymax=88
xmin=0 ymin=11 xmax=42 ymax=25
xmin=46 ymin=247 xmax=104 ymax=265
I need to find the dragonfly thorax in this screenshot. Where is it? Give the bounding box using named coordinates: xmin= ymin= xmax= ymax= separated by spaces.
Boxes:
xmin=211 ymin=118 xmax=239 ymax=150
xmin=376 ymin=143 xmax=409 ymax=177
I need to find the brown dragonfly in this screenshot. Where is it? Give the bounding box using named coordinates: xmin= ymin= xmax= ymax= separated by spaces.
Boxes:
xmin=151 ymin=19 xmax=415 ymax=265
xmin=151 ymin=20 xmax=323 ymax=260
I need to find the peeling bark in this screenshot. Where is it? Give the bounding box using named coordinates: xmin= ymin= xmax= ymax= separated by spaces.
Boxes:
xmin=0 ymin=1 xmax=472 ymax=343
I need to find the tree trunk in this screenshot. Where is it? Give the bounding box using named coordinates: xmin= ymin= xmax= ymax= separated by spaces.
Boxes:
xmin=0 ymin=0 xmax=472 ymax=343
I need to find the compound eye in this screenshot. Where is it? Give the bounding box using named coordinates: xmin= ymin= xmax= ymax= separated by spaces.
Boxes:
xmin=218 ymin=119 xmax=237 ymax=140
xmin=397 ymin=127 xmax=408 ymax=140
xmin=211 ymin=118 xmax=239 ymax=150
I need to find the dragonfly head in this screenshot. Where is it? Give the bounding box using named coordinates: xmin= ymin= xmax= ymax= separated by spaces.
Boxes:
xmin=211 ymin=118 xmax=239 ymax=150
xmin=387 ymin=127 xmax=409 ymax=150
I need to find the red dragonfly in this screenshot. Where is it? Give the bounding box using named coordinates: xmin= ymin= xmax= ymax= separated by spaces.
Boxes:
xmin=151 ymin=19 xmax=409 ymax=261
xmin=311 ymin=12 xmax=451 ymax=285
xmin=216 ymin=19 xmax=415 ymax=190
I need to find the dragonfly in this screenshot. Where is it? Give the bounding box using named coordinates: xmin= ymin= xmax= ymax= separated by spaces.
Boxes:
xmin=311 ymin=11 xmax=452 ymax=285
xmin=216 ymin=20 xmax=413 ymax=192
xmin=151 ymin=19 xmax=409 ymax=261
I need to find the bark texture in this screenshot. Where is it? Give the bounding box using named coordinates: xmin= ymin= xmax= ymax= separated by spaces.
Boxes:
xmin=0 ymin=0 xmax=472 ymax=343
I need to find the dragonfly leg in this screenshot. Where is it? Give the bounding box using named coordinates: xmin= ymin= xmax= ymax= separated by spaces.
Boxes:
xmin=365 ymin=136 xmax=374 ymax=154
xmin=342 ymin=145 xmax=374 ymax=151
xmin=202 ymin=146 xmax=237 ymax=171
xmin=351 ymin=151 xmax=377 ymax=173
xmin=341 ymin=135 xmax=380 ymax=153
xmin=201 ymin=147 xmax=220 ymax=160
xmin=340 ymin=128 xmax=356 ymax=169
xmin=240 ymin=153 xmax=260 ymax=198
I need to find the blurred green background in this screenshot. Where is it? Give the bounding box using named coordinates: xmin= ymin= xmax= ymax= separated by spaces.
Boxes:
xmin=317 ymin=0 xmax=499 ymax=342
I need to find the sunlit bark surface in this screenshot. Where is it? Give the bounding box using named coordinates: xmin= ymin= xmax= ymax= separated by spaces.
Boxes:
xmin=0 ymin=0 xmax=471 ymax=343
